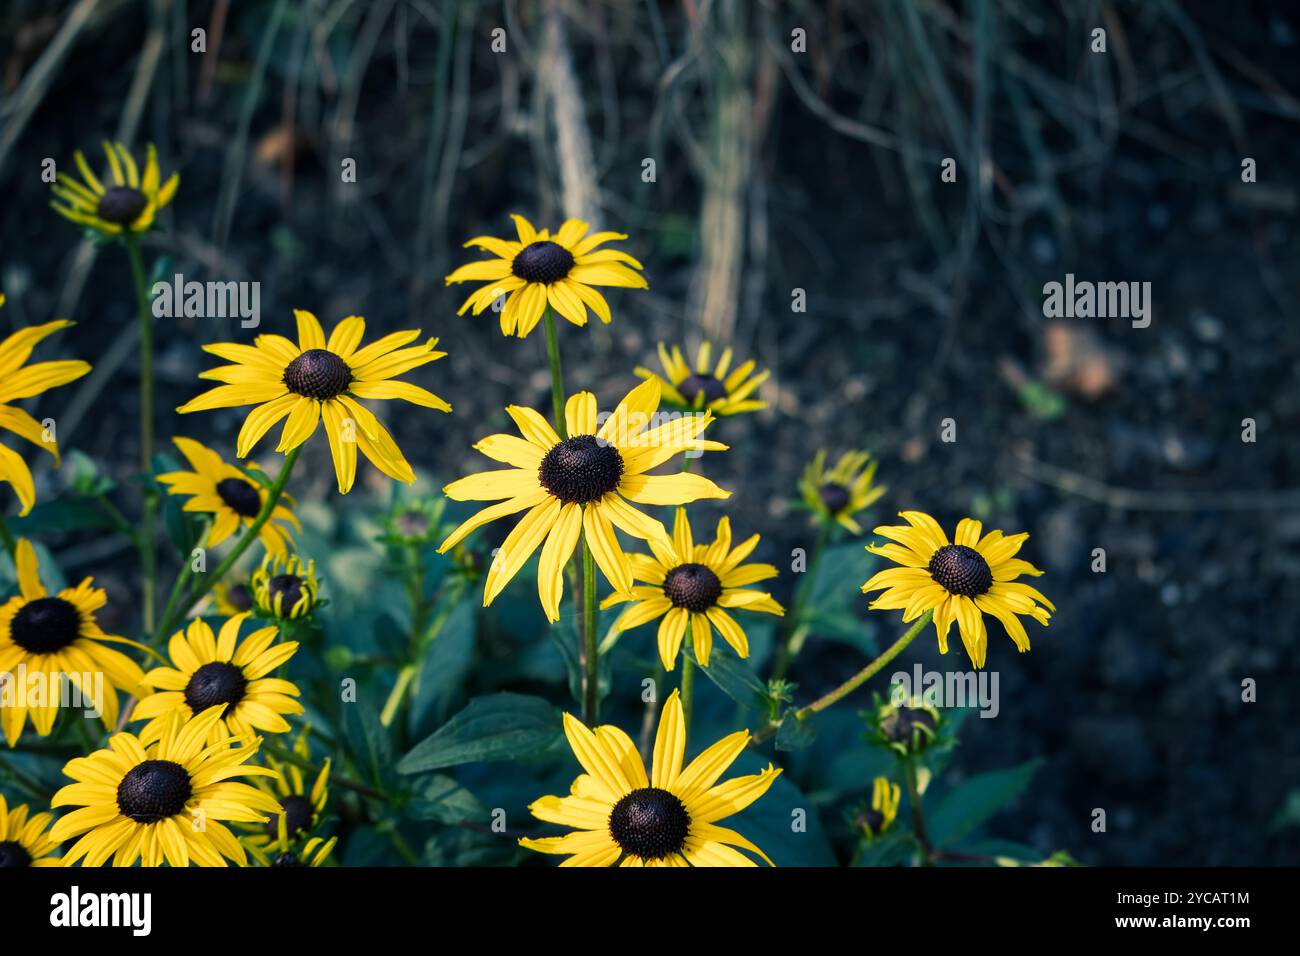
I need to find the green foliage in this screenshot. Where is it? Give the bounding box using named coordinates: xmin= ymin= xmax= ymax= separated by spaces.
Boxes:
xmin=398 ymin=694 xmax=565 ymax=775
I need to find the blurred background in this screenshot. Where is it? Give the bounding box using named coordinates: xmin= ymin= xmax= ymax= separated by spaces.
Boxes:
xmin=1 ymin=0 xmax=1298 ymax=864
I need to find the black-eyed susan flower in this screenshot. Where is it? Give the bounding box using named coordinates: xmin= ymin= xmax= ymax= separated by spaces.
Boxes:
xmin=872 ymin=695 xmax=941 ymax=756
xmin=251 ymin=552 xmax=320 ymax=620
xmin=49 ymin=142 xmax=178 ymax=235
xmin=158 ymin=437 xmax=300 ymax=554
xmin=49 ymin=706 xmax=282 ymax=867
xmin=0 ymin=539 xmax=144 ymax=746
xmin=212 ymin=579 xmax=255 ymax=616
xmin=520 ymin=690 xmax=780 ymax=866
xmin=438 ymin=379 xmax=729 ymax=621
xmin=248 ymin=834 xmax=337 ymax=868
xmin=0 ymin=306 xmax=91 ymax=515
xmin=799 ymin=449 xmax=886 ymax=534
xmin=177 ymin=310 xmax=450 ymax=493
xmin=861 ymin=512 xmax=1054 ymax=669
xmin=0 ymin=792 xmax=60 ymax=866
xmin=133 ymin=613 xmax=302 ymax=744
xmin=243 ymin=727 xmax=329 ymax=852
xmin=379 ymin=496 xmax=446 ymax=547
xmin=446 ymin=215 xmax=647 ymax=338
xmin=855 ymin=777 xmax=900 ymax=839
xmin=636 ymin=341 xmax=769 ymax=416
xmin=601 ymin=508 xmax=783 ymax=671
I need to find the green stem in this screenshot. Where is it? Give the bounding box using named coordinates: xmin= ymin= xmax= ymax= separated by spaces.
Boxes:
xmin=751 ymin=609 xmax=934 ymax=743
xmin=903 ymin=755 xmax=934 ymax=864
xmin=581 ymin=541 xmax=598 ymax=724
xmin=124 ymin=233 xmax=157 ymax=635
xmin=156 ymin=446 xmax=301 ymax=638
xmin=680 ymin=650 xmax=696 ymax=745
xmin=0 ymin=514 xmax=16 ymax=558
xmin=542 ymin=309 xmax=567 ymax=440
xmin=154 ymin=519 xmax=212 ymax=645
xmin=772 ymin=519 xmax=832 ymax=679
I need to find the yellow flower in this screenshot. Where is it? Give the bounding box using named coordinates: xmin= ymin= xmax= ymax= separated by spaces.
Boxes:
xmin=799 ymin=449 xmax=886 ymax=534
xmin=446 ymin=215 xmax=647 ymax=338
xmin=636 ymin=341 xmax=769 ymax=416
xmin=248 ymin=834 xmax=337 ymax=868
xmin=50 ymin=141 xmax=178 ymax=235
xmin=520 ymin=690 xmax=780 ymax=866
xmin=211 ymin=579 xmax=255 ymax=617
xmin=0 ymin=305 xmax=91 ymax=515
xmin=158 ymin=437 xmax=300 ymax=554
xmin=0 ymin=539 xmax=144 ymax=745
xmin=861 ymin=512 xmax=1054 ymax=668
xmin=50 ymin=706 xmax=282 ymax=867
xmin=242 ymin=725 xmax=329 ymax=853
xmin=0 ymin=792 xmax=61 ymax=866
xmin=601 ymin=508 xmax=784 ymax=670
xmin=177 ymin=310 xmax=450 ymax=493
xmin=251 ymin=552 xmax=320 ymax=620
xmin=438 ymin=378 xmax=730 ymax=621
xmin=857 ymin=776 xmax=900 ymax=839
xmin=132 ymin=613 xmax=303 ymax=745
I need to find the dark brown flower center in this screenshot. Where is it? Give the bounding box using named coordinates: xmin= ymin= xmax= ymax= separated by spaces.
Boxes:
xmin=225 ymin=583 xmax=253 ymax=611
xmin=267 ymin=574 xmax=306 ymax=614
xmin=116 ymin=759 xmax=193 ymax=823
xmin=928 ymin=544 xmax=992 ymax=597
xmin=267 ymin=794 xmax=315 ymax=839
xmin=0 ymin=841 xmax=33 ymax=867
xmin=11 ymin=597 xmax=81 ymax=654
xmin=819 ymin=482 xmax=851 ymax=514
xmin=184 ymin=661 xmax=248 ymax=714
xmin=216 ymin=477 xmax=262 ymax=518
xmin=662 ymin=563 xmax=722 ymax=613
xmin=283 ymin=348 xmax=352 ymax=400
xmin=678 ymin=372 xmax=727 ymax=404
xmin=97 ymin=186 xmax=149 ymax=225
xmin=857 ymin=807 xmax=887 ymax=836
xmin=880 ymin=705 xmax=937 ymax=748
xmin=396 ymin=510 xmax=430 ymax=537
xmin=537 ymin=435 xmax=624 ymax=505
xmin=608 ymin=787 xmax=690 ymax=860
xmin=511 ymin=240 xmax=574 ymax=284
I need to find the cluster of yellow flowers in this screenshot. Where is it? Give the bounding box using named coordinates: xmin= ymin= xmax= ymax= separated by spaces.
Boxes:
xmin=0 ymin=142 xmax=1054 ymax=868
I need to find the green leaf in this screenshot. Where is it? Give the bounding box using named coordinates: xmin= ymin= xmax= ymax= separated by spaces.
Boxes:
xmin=406 ymin=774 xmax=488 ymax=826
xmin=928 ymin=758 xmax=1043 ymax=848
xmin=65 ymin=450 xmax=115 ymax=496
xmin=407 ymin=598 xmax=477 ymax=736
xmin=775 ymin=711 xmax=817 ymax=751
xmin=692 ymin=643 xmax=766 ymax=711
xmin=9 ymin=498 xmax=117 ymax=536
xmin=342 ymin=698 xmax=393 ymax=789
xmin=397 ymin=693 xmax=563 ymax=775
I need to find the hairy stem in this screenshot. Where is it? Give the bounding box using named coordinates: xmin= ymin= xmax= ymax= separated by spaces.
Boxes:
xmin=751 ymin=609 xmax=934 ymax=743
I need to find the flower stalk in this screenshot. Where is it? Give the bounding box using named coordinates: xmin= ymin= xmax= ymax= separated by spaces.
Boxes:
xmin=155 ymin=445 xmax=301 ymax=639
xmin=751 ymin=608 xmax=934 ymax=743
